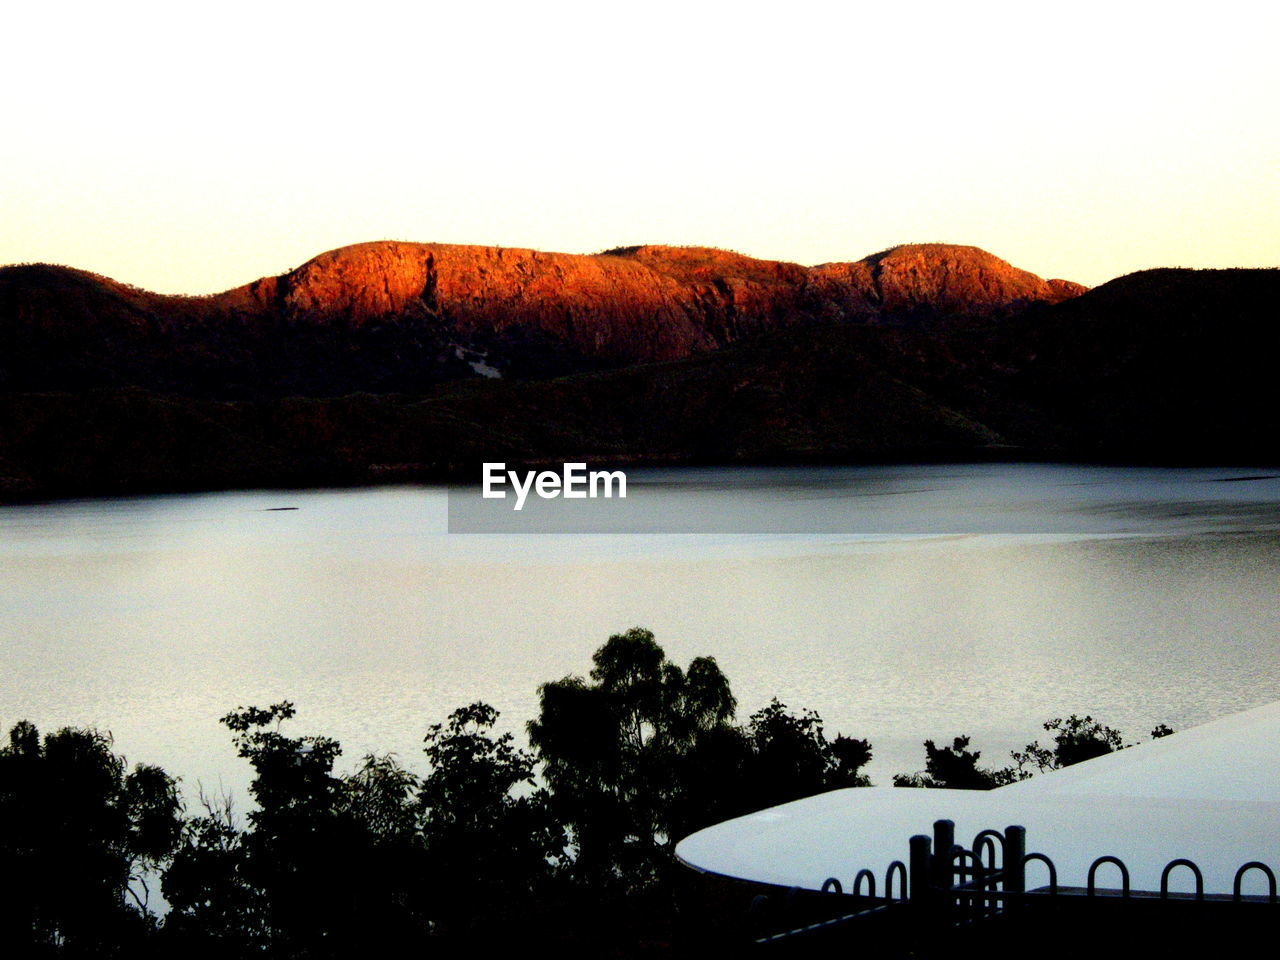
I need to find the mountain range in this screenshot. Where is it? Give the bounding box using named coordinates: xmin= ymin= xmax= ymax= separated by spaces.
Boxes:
xmin=0 ymin=241 xmax=1275 ymax=498
xmin=0 ymin=241 xmax=1084 ymax=395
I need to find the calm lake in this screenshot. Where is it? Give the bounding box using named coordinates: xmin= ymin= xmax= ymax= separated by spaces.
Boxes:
xmin=3 ymin=463 xmax=1280 ymax=798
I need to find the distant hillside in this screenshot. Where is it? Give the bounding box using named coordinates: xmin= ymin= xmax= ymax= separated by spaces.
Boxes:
xmin=0 ymin=241 xmax=1082 ymax=397
xmin=0 ymin=322 xmax=1051 ymax=499
xmin=1 ymin=243 xmax=1276 ymax=501
xmin=1008 ymin=267 xmax=1280 ymax=456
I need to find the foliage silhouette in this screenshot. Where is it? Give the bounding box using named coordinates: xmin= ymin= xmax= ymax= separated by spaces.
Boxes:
xmin=895 ymin=716 xmax=1171 ymax=789
xmin=163 ymin=702 xmax=429 ymax=957
xmin=417 ymin=702 xmax=566 ymax=934
xmin=745 ymin=698 xmax=872 ymax=803
xmin=0 ymin=721 xmax=181 ymax=954
xmin=529 ymin=626 xmax=739 ymax=888
xmin=162 ymin=790 xmax=267 ymax=956
xmin=892 ymin=735 xmax=1018 ymax=789
xmin=1010 ymin=714 xmax=1130 ymax=776
xmin=529 ymin=628 xmax=875 ymax=893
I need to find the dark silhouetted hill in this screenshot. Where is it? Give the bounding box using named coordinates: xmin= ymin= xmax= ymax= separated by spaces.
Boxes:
xmin=1 ymin=242 xmax=1276 ymax=500
xmin=1007 ymin=267 xmax=1280 ymax=456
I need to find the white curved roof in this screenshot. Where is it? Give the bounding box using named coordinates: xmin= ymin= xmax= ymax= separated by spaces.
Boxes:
xmin=675 ymin=701 xmax=1280 ymax=896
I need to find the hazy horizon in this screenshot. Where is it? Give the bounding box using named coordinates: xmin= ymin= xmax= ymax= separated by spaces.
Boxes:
xmin=4 ymin=1 xmax=1277 ymax=294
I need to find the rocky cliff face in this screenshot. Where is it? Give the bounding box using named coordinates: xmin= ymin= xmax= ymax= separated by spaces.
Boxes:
xmin=0 ymin=240 xmax=1085 ymax=395
xmin=275 ymin=242 xmax=723 ymax=363
xmin=272 ymin=240 xmax=1084 ymax=346
xmin=811 ymin=243 xmax=1087 ymax=324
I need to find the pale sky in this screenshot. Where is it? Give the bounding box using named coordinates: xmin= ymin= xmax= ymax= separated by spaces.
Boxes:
xmin=3 ymin=0 xmax=1277 ymax=293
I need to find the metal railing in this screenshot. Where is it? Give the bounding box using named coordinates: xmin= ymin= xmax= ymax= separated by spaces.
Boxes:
xmin=748 ymin=819 xmax=1280 ymax=950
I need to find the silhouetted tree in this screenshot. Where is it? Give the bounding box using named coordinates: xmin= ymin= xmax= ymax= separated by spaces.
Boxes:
xmin=529 ymin=627 xmax=737 ymax=888
xmin=529 ymin=628 xmax=878 ymax=894
xmin=164 ymin=702 xmax=429 ymax=957
xmin=161 ymin=790 xmax=267 ymax=956
xmin=894 ymin=735 xmax=1017 ymax=789
xmin=666 ymin=699 xmax=873 ymax=848
xmin=744 ymin=698 xmax=872 ymax=806
xmin=899 ymin=717 xmax=1174 ymax=789
xmin=417 ymin=702 xmax=565 ymax=934
xmin=0 ymin=720 xmax=181 ymax=954
xmin=1011 ymin=714 xmax=1128 ymax=776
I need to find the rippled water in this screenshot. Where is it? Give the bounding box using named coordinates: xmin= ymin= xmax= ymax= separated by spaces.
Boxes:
xmin=3 ymin=463 xmax=1279 ymax=796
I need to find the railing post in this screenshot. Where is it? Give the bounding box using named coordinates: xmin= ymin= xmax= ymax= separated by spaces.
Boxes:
xmin=909 ymin=832 xmax=939 ymax=951
xmin=1005 ymin=824 xmax=1026 ymax=911
xmin=932 ymin=819 xmax=956 ymax=893
xmin=910 ymin=833 xmax=932 ymax=907
xmin=932 ymin=819 xmax=956 ymax=929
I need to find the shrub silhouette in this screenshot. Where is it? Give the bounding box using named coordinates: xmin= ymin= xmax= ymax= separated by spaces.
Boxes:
xmin=0 ymin=721 xmax=181 ymax=953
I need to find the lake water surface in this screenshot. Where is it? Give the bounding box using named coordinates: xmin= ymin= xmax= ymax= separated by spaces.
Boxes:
xmin=3 ymin=463 xmax=1280 ymax=797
